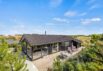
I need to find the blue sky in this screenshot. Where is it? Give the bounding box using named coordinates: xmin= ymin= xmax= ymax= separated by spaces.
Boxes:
xmin=0 ymin=0 xmax=103 ymax=35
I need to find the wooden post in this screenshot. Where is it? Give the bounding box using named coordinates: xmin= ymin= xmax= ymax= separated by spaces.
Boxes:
xmin=22 ymin=44 xmax=23 ymax=52
xmin=41 ymin=48 xmax=43 ymax=57
xmin=31 ymin=47 xmax=33 ymax=61
xmin=70 ymin=41 xmax=73 ymax=50
xmin=26 ymin=42 xmax=27 ymax=54
xmin=65 ymin=42 xmax=66 ymax=51
xmin=57 ymin=43 xmax=59 ymax=51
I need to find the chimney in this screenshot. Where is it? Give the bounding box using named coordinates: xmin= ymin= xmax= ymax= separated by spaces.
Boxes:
xmin=45 ymin=31 xmax=46 ymax=35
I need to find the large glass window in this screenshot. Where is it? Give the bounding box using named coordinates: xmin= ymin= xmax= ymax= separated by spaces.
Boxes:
xmin=42 ymin=46 xmax=48 ymax=56
xmin=65 ymin=42 xmax=69 ymax=47
xmin=33 ymin=46 xmax=42 ymax=59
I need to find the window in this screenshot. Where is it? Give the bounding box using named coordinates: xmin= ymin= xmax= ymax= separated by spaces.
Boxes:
xmin=65 ymin=42 xmax=69 ymax=47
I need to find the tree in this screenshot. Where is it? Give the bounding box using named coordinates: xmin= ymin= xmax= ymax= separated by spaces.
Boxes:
xmin=90 ymin=34 xmax=100 ymax=44
xmin=0 ymin=38 xmax=27 ymax=71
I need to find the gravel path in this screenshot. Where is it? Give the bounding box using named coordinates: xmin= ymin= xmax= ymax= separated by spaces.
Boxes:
xmin=33 ymin=52 xmax=60 ymax=71
xmin=25 ymin=60 xmax=38 ymax=71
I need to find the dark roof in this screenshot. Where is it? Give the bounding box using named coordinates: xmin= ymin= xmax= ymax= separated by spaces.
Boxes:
xmin=20 ymin=34 xmax=81 ymax=46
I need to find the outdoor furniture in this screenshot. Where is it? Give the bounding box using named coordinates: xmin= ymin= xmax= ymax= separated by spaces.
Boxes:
xmin=58 ymin=51 xmax=68 ymax=59
xmin=67 ymin=47 xmax=72 ymax=53
xmin=72 ymin=46 xmax=77 ymax=52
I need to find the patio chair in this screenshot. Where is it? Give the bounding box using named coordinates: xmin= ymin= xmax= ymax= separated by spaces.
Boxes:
xmin=67 ymin=47 xmax=72 ymax=53
xmin=59 ymin=51 xmax=68 ymax=59
xmin=72 ymin=46 xmax=77 ymax=52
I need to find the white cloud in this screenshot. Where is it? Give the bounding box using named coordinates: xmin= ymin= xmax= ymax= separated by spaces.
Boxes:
xmin=87 ymin=0 xmax=96 ymax=5
xmin=64 ymin=11 xmax=87 ymax=17
xmin=53 ymin=17 xmax=69 ymax=23
xmin=81 ymin=17 xmax=101 ymax=25
xmin=79 ymin=12 xmax=87 ymax=16
xmin=8 ymin=24 xmax=47 ymax=35
xmin=46 ymin=17 xmax=70 ymax=26
xmin=64 ymin=11 xmax=77 ymax=17
xmin=2 ymin=19 xmax=47 ymax=35
xmin=9 ymin=24 xmax=27 ymax=35
xmin=50 ymin=0 xmax=63 ymax=7
xmin=89 ymin=4 xmax=100 ymax=10
xmin=87 ymin=0 xmax=102 ymax=10
xmin=91 ymin=17 xmax=101 ymax=21
xmin=45 ymin=23 xmax=55 ymax=26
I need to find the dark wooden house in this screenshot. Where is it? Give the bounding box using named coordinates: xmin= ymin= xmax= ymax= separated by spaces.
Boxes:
xmin=20 ymin=34 xmax=81 ymax=60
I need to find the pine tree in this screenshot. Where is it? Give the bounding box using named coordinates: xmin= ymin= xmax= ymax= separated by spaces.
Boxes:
xmin=0 ymin=38 xmax=27 ymax=71
xmin=53 ymin=58 xmax=63 ymax=71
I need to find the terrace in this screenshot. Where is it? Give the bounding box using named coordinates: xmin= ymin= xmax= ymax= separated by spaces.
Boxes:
xmin=32 ymin=46 xmax=84 ymax=71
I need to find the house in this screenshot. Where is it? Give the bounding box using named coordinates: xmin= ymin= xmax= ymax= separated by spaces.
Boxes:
xmin=20 ymin=34 xmax=81 ymax=60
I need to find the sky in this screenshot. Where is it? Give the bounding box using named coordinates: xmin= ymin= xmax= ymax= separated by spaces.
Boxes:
xmin=0 ymin=0 xmax=103 ymax=35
